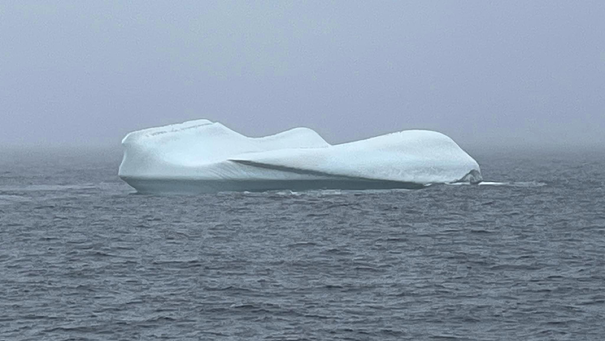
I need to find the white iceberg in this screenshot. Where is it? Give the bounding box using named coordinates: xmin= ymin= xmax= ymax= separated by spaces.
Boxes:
xmin=118 ymin=119 xmax=482 ymax=194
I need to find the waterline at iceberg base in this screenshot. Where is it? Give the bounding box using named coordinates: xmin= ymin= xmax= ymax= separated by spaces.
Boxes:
xmin=118 ymin=119 xmax=482 ymax=194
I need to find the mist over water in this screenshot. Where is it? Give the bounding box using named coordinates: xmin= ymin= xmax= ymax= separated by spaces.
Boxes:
xmin=1 ymin=1 xmax=605 ymax=148
xmin=1 ymin=148 xmax=604 ymax=339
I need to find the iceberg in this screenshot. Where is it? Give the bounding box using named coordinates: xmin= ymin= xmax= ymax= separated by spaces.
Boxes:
xmin=118 ymin=119 xmax=482 ymax=194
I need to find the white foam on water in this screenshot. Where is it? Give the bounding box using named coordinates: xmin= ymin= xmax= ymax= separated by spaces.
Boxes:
xmin=0 ymin=184 xmax=98 ymax=192
xmin=478 ymin=181 xmax=547 ymax=187
xmin=0 ymin=194 xmax=31 ymax=205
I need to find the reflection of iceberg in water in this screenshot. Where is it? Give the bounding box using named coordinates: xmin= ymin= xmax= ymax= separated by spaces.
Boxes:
xmin=118 ymin=119 xmax=482 ymax=194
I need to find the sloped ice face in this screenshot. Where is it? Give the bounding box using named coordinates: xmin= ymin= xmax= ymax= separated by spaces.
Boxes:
xmin=119 ymin=119 xmax=482 ymax=194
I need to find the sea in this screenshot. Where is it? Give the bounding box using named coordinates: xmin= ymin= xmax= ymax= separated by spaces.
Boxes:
xmin=0 ymin=147 xmax=604 ymax=340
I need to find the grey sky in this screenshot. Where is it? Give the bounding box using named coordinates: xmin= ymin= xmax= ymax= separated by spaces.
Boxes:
xmin=1 ymin=1 xmax=604 ymax=149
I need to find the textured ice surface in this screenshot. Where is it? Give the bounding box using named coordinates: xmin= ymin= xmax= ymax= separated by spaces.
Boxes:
xmin=119 ymin=119 xmax=482 ymax=193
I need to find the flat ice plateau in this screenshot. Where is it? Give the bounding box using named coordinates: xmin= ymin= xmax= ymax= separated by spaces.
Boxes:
xmin=118 ymin=119 xmax=482 ymax=194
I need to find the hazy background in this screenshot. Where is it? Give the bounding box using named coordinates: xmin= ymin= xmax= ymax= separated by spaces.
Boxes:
xmin=1 ymin=1 xmax=604 ymax=150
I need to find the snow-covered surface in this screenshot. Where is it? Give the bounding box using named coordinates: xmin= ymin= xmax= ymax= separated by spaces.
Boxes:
xmin=119 ymin=119 xmax=482 ymax=193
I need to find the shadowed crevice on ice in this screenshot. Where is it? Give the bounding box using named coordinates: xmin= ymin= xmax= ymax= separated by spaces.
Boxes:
xmin=118 ymin=119 xmax=482 ymax=194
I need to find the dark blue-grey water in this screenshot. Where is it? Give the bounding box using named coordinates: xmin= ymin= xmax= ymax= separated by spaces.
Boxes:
xmin=1 ymin=148 xmax=604 ymax=340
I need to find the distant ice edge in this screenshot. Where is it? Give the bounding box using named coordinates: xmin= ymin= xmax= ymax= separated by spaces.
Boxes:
xmin=118 ymin=119 xmax=482 ymax=194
